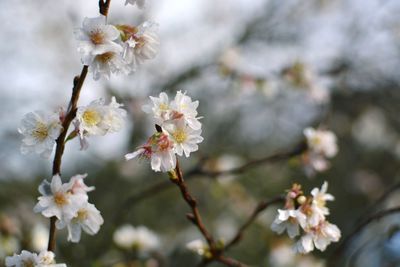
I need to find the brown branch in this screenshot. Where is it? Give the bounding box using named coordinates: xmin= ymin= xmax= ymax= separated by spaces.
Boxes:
xmin=52 ymin=65 xmax=88 ymax=176
xmin=119 ymin=142 xmax=306 ymax=219
xmin=224 ymin=196 xmax=285 ymax=251
xmin=216 ymin=255 xmax=248 ymax=267
xmin=171 ymin=160 xmax=216 ymax=248
xmin=171 ymin=160 xmax=248 ymax=267
xmin=47 ymin=65 xmax=88 ymax=252
xmin=356 ymin=180 xmax=400 ymax=223
xmin=99 ymin=0 xmax=112 ymax=17
xmin=198 ymin=141 xmax=307 ymax=178
xmin=329 ymin=206 xmax=400 ymax=267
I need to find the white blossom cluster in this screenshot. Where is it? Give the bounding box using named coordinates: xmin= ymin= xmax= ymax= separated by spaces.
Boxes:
xmin=302 ymin=127 xmax=338 ymax=176
xmin=75 ymin=14 xmax=159 ymax=80
xmin=34 ymin=174 xmax=103 ymax=243
xmin=113 ymin=225 xmax=160 ymax=253
xmin=18 ymin=97 xmax=126 ymax=156
xmin=125 ymin=91 xmax=203 ymax=172
xmin=271 ymin=182 xmax=341 ymax=254
xmin=6 ymin=250 xmax=66 ymax=267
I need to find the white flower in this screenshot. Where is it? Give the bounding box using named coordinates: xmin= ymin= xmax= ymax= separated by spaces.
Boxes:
xmin=123 ymin=21 xmax=159 ymax=71
xmin=142 ymin=91 xmax=202 ymax=129
xmin=304 ymin=128 xmax=338 ymax=158
xmin=33 ymin=175 xmax=87 ymax=223
xmin=308 ymin=182 xmax=334 ymax=226
xmin=75 ymin=15 xmax=122 ymax=66
xmin=113 ymin=225 xmax=160 ymax=253
xmin=295 ymin=233 xmax=314 ymax=254
xmin=142 ymin=92 xmax=171 ymax=124
xmin=5 ymin=250 xmax=66 ymax=267
xmin=62 ymin=202 xmax=104 ymax=243
xmin=76 ymin=97 xmax=126 ymax=137
xmin=38 ymin=251 xmax=56 ymax=265
xmin=271 ymin=209 xmax=307 ymax=238
xmin=170 ymin=91 xmax=201 ymax=130
xmin=163 ymin=119 xmax=203 ymax=157
xmin=90 ymin=49 xmax=129 ymax=80
xmin=18 ymin=111 xmax=63 ymax=158
xmin=76 ymin=99 xmax=107 ymax=137
xmin=125 ymin=133 xmax=177 ymax=172
xmin=125 ymin=0 xmax=146 ymax=8
xmin=102 ymin=97 xmax=127 ymax=133
xmin=186 ymin=239 xmax=209 ymax=257
xmin=68 ymin=173 xmax=95 ymax=195
xmin=296 ymin=221 xmax=341 ymax=253
xmin=6 ymin=250 xmax=38 ymax=267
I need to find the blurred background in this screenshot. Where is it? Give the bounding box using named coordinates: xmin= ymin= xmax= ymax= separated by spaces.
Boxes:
xmin=0 ymin=0 xmax=400 ymax=266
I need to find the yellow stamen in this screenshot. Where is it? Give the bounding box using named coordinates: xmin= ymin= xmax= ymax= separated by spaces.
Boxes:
xmin=22 ymin=259 xmax=35 ymax=267
xmin=82 ymin=109 xmax=101 ymax=126
xmin=95 ymin=52 xmax=115 ymax=64
xmin=77 ymin=209 xmax=88 ymax=221
xmin=159 ymin=103 xmax=169 ymax=111
xmin=173 ymin=129 xmax=187 ymax=144
xmin=54 ymin=192 xmax=68 ymax=206
xmin=32 ymin=122 xmax=49 ymax=141
xmin=90 ymin=30 xmax=104 ymax=45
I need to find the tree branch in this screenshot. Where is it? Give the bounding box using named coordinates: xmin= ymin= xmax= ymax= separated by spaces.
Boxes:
xmin=99 ymin=0 xmax=112 ymax=17
xmin=329 ymin=206 xmax=400 ymax=267
xmin=119 ymin=141 xmax=306 ymax=219
xmin=47 ymin=65 xmax=88 ymax=252
xmin=171 ymin=160 xmax=216 ymax=248
xmin=224 ymin=196 xmax=285 ymax=251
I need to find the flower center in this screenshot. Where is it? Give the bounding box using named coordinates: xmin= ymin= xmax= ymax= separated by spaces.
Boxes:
xmin=22 ymin=259 xmax=36 ymax=267
xmin=173 ymin=129 xmax=187 ymax=144
xmin=53 ymin=192 xmax=68 ymax=206
xmin=32 ymin=122 xmax=49 ymax=141
xmin=77 ymin=209 xmax=88 ymax=221
xmin=159 ymin=103 xmax=169 ymax=111
xmin=315 ymin=197 xmax=326 ymax=207
xmin=83 ymin=109 xmax=101 ymax=126
xmin=89 ymin=30 xmax=105 ymax=45
xmin=96 ymin=52 xmax=115 ymax=64
xmin=311 ymin=136 xmax=322 ymax=146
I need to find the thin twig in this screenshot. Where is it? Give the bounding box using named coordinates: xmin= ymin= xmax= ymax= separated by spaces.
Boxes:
xmin=197 ymin=141 xmax=307 ymax=178
xmin=47 ymin=65 xmax=88 ymax=252
xmin=119 ymin=142 xmax=307 ymax=217
xmin=224 ymin=196 xmax=285 ymax=251
xmin=216 ymin=255 xmax=248 ymax=267
xmin=171 ymin=160 xmax=248 ymax=267
xmin=99 ymin=0 xmax=112 ymax=17
xmin=171 ymin=160 xmax=216 ymax=248
xmin=52 ymin=65 xmax=88 ymax=176
xmin=329 ymin=206 xmax=400 ymax=267
xmin=356 ymin=181 xmax=400 ymax=223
